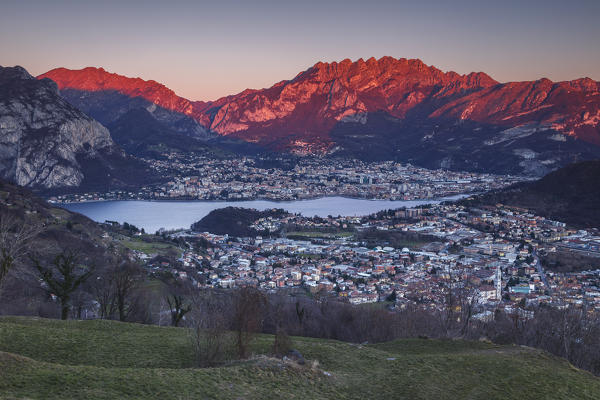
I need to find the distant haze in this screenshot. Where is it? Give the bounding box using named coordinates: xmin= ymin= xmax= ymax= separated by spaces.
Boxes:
xmin=1 ymin=0 xmax=599 ymax=101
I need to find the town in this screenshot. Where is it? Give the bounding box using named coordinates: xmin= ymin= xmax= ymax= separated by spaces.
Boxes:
xmin=49 ymin=154 xmax=527 ymax=203
xmin=112 ymin=199 xmax=600 ymax=321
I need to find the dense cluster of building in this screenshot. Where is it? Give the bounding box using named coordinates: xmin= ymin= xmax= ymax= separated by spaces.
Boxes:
xmin=48 ymin=155 xmax=525 ymax=203
xmin=140 ymin=201 xmax=600 ymax=316
xmin=50 ymin=152 xmax=599 ymax=316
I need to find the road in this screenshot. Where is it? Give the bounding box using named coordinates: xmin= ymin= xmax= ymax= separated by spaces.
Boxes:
xmin=532 ymin=249 xmax=552 ymax=294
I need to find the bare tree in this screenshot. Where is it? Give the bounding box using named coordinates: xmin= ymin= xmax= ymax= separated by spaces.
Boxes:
xmin=70 ymin=285 xmax=94 ymax=319
xmin=160 ymin=277 xmax=194 ymax=327
xmin=0 ymin=213 xmax=41 ymax=297
xmin=113 ymin=263 xmax=142 ymax=322
xmin=92 ymin=271 xmax=117 ymax=319
xmin=191 ymin=290 xmax=233 ymax=367
xmin=88 ymin=261 xmax=144 ymax=322
xmin=437 ymin=266 xmax=477 ymax=337
xmin=233 ymin=286 xmax=266 ymax=359
xmin=33 ymin=251 xmax=93 ymax=320
xmin=167 ymin=294 xmax=192 ymax=327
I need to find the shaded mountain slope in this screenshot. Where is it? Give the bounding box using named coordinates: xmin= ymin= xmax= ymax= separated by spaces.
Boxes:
xmin=38 ymin=67 xmax=210 ymax=138
xmin=0 ymin=65 xmax=153 ymax=191
xmin=106 ymin=108 xmax=212 ymax=157
xmin=465 ymin=160 xmax=600 ymax=228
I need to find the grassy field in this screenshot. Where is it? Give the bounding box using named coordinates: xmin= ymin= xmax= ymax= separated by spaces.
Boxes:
xmin=0 ymin=316 xmax=599 ymax=399
xmin=119 ymin=237 xmax=180 ymax=257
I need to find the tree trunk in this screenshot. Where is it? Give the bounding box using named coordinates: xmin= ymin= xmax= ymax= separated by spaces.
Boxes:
xmin=118 ymin=294 xmax=126 ymax=321
xmin=61 ymin=302 xmax=69 ymax=320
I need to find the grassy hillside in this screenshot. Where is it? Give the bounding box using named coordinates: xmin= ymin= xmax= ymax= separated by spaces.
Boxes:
xmin=0 ymin=179 xmax=188 ymax=317
xmin=0 ymin=317 xmax=599 ymax=399
xmin=0 ymin=179 xmax=126 ymax=279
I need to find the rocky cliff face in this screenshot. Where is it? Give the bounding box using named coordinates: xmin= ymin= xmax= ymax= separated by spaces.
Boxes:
xmin=430 ymin=78 xmax=600 ymax=145
xmin=0 ymin=65 xmax=127 ymax=189
xmin=38 ymin=57 xmax=600 ymax=175
xmin=201 ymin=57 xmax=500 ymax=151
xmin=204 ymin=58 xmax=600 ymax=152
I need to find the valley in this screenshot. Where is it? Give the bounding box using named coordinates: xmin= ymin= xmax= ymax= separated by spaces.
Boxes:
xmin=2 ymin=2 xmax=600 ymax=399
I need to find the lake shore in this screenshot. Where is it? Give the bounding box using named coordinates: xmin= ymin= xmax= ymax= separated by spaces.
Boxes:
xmin=50 ymin=192 xmax=475 ymax=205
xmin=60 ymin=194 xmax=471 ymax=234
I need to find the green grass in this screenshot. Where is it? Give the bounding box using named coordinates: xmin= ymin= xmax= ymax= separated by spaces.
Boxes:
xmin=0 ymin=316 xmax=599 ymax=399
xmin=0 ymin=317 xmax=193 ymax=368
xmin=119 ymin=238 xmax=180 ymax=256
xmin=396 ymin=240 xmax=434 ymax=249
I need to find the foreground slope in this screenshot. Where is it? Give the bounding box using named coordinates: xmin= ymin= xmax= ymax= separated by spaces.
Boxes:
xmin=0 ymin=178 xmax=186 ymax=315
xmin=0 ymin=179 xmax=119 ymax=260
xmin=0 ymin=317 xmax=598 ymax=400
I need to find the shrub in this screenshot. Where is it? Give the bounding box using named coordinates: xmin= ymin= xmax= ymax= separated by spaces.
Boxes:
xmin=272 ymin=327 xmax=292 ymax=357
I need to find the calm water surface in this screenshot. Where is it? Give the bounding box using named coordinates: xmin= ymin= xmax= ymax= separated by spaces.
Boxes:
xmin=61 ymin=195 xmax=468 ymax=233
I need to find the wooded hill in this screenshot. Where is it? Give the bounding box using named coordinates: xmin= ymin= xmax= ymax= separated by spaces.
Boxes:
xmin=463 ymin=161 xmax=600 ymax=229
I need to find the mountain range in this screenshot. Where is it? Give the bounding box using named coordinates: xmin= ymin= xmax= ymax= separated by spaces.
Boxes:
xmin=39 ymin=57 xmax=600 ymax=175
xmin=1 ymin=57 xmax=599 ymax=191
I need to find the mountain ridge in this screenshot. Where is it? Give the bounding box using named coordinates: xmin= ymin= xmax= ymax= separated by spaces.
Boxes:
xmin=39 ymin=57 xmax=502 ymax=138
xmin=37 ymin=57 xmax=600 ymax=175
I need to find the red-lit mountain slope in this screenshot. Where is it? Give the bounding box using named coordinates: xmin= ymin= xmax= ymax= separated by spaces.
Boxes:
xmin=38 ymin=67 xmax=211 ymax=136
xmin=38 ymin=67 xmax=206 ymax=118
xmin=38 ymin=57 xmax=600 ymax=174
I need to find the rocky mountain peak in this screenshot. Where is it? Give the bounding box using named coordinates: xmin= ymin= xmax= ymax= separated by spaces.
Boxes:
xmin=0 ymin=65 xmax=33 ymax=80
xmin=34 ymin=58 xmax=600 ymax=175
xmin=301 ymin=57 xmax=498 ymax=92
xmin=0 ymin=65 xmax=131 ymax=189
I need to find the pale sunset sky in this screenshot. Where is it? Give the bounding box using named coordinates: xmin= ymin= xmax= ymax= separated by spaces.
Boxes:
xmin=1 ymin=0 xmax=599 ymax=101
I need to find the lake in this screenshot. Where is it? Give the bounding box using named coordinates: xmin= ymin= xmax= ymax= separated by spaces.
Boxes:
xmin=61 ymin=195 xmax=468 ymax=233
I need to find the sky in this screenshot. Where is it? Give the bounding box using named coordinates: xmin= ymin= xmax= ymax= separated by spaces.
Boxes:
xmin=1 ymin=0 xmax=599 ymax=101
